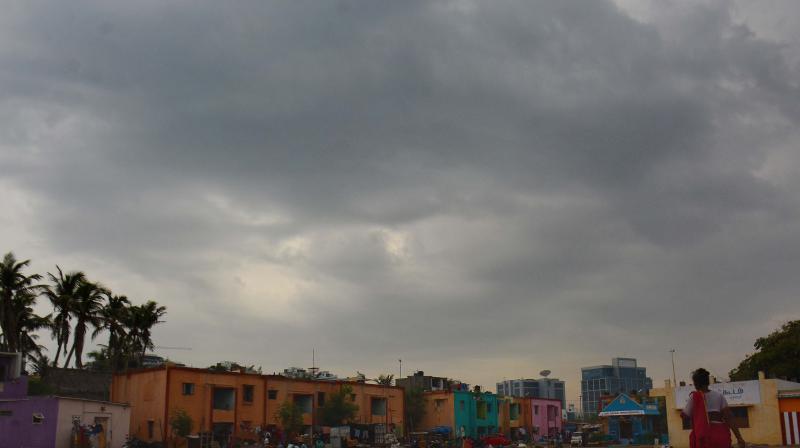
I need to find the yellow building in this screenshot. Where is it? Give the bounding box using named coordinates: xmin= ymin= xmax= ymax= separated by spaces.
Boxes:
xmin=650 ymin=372 xmax=800 ymax=448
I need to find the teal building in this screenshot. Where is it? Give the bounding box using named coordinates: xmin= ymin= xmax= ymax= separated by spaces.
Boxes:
xmin=454 ymin=390 xmax=500 ymax=438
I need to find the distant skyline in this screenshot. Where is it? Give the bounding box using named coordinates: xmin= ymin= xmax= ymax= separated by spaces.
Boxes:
xmin=2 ymin=0 xmax=800 ymax=405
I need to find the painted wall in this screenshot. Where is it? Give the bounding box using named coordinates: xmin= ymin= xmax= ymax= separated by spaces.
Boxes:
xmin=55 ymin=398 xmax=131 ymax=448
xmin=264 ymin=376 xmax=404 ymax=429
xmin=530 ymin=398 xmax=562 ymax=440
xmin=453 ymin=391 xmax=499 ymax=439
xmin=418 ymin=391 xmax=455 ymax=432
xmin=780 ymin=397 xmax=800 ymax=412
xmin=0 ymin=375 xmax=28 ymax=399
xmin=650 ymin=376 xmax=787 ymax=448
xmin=169 ymin=368 xmax=265 ymax=441
xmin=0 ymin=396 xmax=59 ymax=448
xmin=111 ymin=367 xmax=167 ymax=442
xmin=113 ymin=367 xmax=405 ymax=444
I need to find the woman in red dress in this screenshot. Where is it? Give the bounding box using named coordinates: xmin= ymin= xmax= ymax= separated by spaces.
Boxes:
xmin=681 ymin=368 xmax=746 ymax=448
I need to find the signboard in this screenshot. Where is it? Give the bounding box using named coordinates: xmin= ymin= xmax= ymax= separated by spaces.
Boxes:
xmin=599 ymin=410 xmax=645 ymax=416
xmin=673 ymin=380 xmax=761 ymax=408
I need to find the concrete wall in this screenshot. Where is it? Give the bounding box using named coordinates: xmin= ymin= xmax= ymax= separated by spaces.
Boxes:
xmin=44 ymin=368 xmax=113 ymax=401
xmin=55 ymin=398 xmax=131 ymax=448
xmin=780 ymin=397 xmax=800 ymax=412
xmin=650 ymin=377 xmax=786 ymax=448
xmin=530 ymin=398 xmax=562 ymax=439
xmin=112 ymin=367 xmax=405 ymax=444
xmin=112 ymin=367 xmax=167 ymax=442
xmin=265 ymin=376 xmax=405 ymax=429
xmin=0 ymin=396 xmax=58 ymax=448
xmin=0 ymin=375 xmax=28 ymax=399
xmin=452 ymin=391 xmax=500 ymax=438
xmin=418 ymin=391 xmax=455 ymax=432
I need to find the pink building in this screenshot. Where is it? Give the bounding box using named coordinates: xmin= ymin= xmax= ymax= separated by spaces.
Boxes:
xmin=530 ymin=398 xmax=562 ymax=440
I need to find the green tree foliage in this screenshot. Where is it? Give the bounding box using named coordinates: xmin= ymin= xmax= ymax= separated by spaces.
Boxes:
xmin=0 ymin=252 xmax=46 ymax=356
xmin=319 ymin=385 xmax=359 ymax=426
xmin=42 ymin=267 xmax=86 ymax=366
xmin=2 ymin=251 xmax=168 ymax=372
xmin=276 ymin=400 xmax=305 ymax=438
xmin=404 ymin=387 xmax=426 ymax=431
xmin=729 ymin=320 xmax=800 ymax=381
xmin=66 ymin=280 xmax=106 ymax=369
xmin=170 ymin=408 xmax=194 ymax=446
xmin=376 ymin=374 xmax=394 ymax=386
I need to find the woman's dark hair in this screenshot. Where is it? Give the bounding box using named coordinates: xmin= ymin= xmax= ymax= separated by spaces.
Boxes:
xmin=692 ymin=368 xmax=711 ymax=388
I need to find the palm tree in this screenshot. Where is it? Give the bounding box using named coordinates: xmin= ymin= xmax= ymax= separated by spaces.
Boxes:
xmin=85 ymin=347 xmax=112 ymax=371
xmin=30 ymin=353 xmax=52 ymax=378
xmin=0 ymin=252 xmax=44 ymax=353
xmin=125 ymin=300 xmax=167 ymax=365
xmin=42 ymin=266 xmax=86 ymax=367
xmin=93 ymin=293 xmax=131 ymax=371
xmin=10 ymin=289 xmax=52 ymax=369
xmin=65 ymin=280 xmax=106 ymax=368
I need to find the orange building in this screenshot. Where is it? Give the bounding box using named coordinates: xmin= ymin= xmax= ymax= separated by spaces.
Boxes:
xmin=500 ymin=396 xmax=533 ymax=439
xmin=111 ymin=365 xmax=404 ymax=445
xmin=417 ymin=390 xmax=455 ymax=432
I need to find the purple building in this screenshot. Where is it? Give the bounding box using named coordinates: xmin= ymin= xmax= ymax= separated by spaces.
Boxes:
xmin=0 ymin=352 xmax=131 ymax=448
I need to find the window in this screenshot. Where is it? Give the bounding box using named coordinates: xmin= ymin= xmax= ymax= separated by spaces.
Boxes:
xmin=147 ymin=420 xmax=155 ymax=439
xmin=371 ymin=397 xmax=387 ymax=416
xmin=213 ymin=388 xmax=235 ymax=410
xmin=317 ymin=392 xmax=326 ymax=406
xmin=460 ymin=400 xmax=465 ymax=411
xmin=268 ymin=390 xmax=278 ymax=400
xmin=534 ymin=405 xmax=539 ymax=415
xmin=0 ymin=410 xmax=12 ymax=417
xmin=243 ymin=385 xmax=255 ymax=403
xmin=476 ymin=401 xmax=487 ymax=419
xmin=435 ymin=399 xmax=446 ymax=410
xmin=730 ymin=407 xmax=750 ymax=428
xmin=487 ymin=403 xmax=492 ymax=413
xmin=32 ymin=413 xmax=45 ymax=424
xmin=294 ymin=394 xmax=313 ymax=414
xmin=182 ymin=383 xmax=195 ymax=395
xmin=351 ymin=394 xmax=357 ymax=402
xmin=510 ymin=404 xmax=519 ymax=420
xmin=681 ymin=414 xmax=692 ymax=430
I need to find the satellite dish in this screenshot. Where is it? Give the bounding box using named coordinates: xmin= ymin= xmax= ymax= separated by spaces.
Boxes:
xmin=539 ymin=370 xmax=551 ymax=377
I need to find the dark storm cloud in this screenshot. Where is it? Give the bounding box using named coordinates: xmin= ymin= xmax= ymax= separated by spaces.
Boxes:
xmin=2 ymin=0 xmax=800 ymax=391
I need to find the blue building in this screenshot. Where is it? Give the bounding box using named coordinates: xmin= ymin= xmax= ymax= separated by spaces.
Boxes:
xmin=598 ymin=393 xmax=662 ymax=444
xmin=581 ymin=358 xmax=652 ymax=416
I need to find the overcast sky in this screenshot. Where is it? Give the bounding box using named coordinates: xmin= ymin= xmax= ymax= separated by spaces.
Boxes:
xmin=2 ymin=0 xmax=800 ymax=406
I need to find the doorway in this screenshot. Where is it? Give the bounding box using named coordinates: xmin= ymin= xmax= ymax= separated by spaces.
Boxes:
xmin=93 ymin=416 xmax=111 ymax=448
xmin=619 ymin=420 xmax=633 ymax=439
xmin=213 ymin=423 xmax=235 ymax=448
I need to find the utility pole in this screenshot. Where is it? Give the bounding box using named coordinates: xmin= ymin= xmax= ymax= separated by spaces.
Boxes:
xmin=670 ymin=349 xmax=677 ymax=387
xmin=399 ymin=359 xmax=402 ymax=380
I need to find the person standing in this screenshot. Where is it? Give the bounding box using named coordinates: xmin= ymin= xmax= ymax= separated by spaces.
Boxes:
xmin=681 ymin=368 xmax=746 ymax=448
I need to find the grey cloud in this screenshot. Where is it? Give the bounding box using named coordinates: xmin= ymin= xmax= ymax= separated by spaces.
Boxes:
xmin=2 ymin=0 xmax=800 ymax=391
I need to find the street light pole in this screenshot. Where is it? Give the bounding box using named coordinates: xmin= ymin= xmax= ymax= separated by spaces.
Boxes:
xmin=670 ymin=349 xmax=677 ymax=386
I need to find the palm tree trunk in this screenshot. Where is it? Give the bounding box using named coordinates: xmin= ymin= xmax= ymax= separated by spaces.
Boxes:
xmin=74 ymin=333 xmax=84 ymax=369
xmin=64 ymin=345 xmax=75 ymax=368
xmin=54 ymin=340 xmax=63 ymax=365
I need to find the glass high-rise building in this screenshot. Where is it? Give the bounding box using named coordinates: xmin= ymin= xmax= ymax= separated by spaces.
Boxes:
xmin=496 ymin=377 xmax=566 ymax=407
xmin=580 ymin=357 xmax=652 ymax=416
